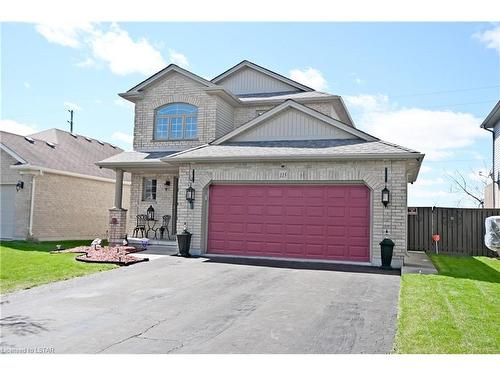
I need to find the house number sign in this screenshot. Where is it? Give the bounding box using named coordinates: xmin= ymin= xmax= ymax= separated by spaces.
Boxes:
xmin=279 ymin=169 xmax=288 ymax=180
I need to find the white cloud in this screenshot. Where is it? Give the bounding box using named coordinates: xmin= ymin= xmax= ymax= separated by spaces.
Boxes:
xmin=347 ymin=94 xmax=486 ymax=161
xmin=35 ymin=22 xmax=93 ymax=48
xmin=75 ymin=57 xmax=96 ymax=68
xmin=473 ymin=25 xmax=500 ymax=54
xmin=289 ymin=67 xmax=328 ymax=91
xmin=89 ymin=23 xmax=165 ymax=75
xmin=0 ymin=119 xmax=37 ymax=135
xmin=413 ymin=177 xmax=445 ymax=187
xmin=419 ymin=165 xmax=433 ymax=174
xmin=111 ymin=131 xmax=133 ymax=144
xmin=344 ymin=94 xmax=389 ymax=112
xmin=35 ymin=22 xmax=171 ymax=76
xmin=169 ymin=49 xmax=189 ymax=68
xmin=64 ymin=102 xmax=82 ymax=111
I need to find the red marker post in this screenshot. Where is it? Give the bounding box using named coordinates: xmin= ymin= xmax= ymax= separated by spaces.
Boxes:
xmin=432 ymin=233 xmax=440 ymax=254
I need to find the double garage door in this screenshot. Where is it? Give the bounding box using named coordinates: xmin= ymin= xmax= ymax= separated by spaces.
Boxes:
xmin=207 ymin=184 xmax=370 ymax=262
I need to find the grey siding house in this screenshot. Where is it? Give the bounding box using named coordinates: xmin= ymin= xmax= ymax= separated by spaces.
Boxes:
xmin=98 ymin=60 xmax=424 ymax=268
xmin=481 ymin=101 xmax=500 ymax=208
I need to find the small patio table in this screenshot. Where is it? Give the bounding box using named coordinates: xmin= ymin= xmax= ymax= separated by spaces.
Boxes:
xmin=146 ymin=218 xmax=158 ymax=239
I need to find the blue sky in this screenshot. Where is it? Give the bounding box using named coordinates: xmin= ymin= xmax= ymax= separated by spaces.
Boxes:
xmin=1 ymin=22 xmax=499 ymax=207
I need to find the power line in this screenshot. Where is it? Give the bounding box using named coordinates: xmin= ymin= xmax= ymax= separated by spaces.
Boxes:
xmin=424 ymin=99 xmax=498 ymax=110
xmin=391 ymin=85 xmax=500 ymax=99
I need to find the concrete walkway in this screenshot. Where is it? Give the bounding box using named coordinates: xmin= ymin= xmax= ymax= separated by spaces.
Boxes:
xmin=1 ymin=256 xmax=400 ymax=354
xmin=402 ymin=251 xmax=438 ymax=275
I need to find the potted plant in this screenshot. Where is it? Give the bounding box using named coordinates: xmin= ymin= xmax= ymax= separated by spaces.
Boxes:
xmin=176 ymin=223 xmax=192 ymax=257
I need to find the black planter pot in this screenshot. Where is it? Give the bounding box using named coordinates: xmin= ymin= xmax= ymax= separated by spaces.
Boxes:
xmin=380 ymin=238 xmax=395 ymax=269
xmin=176 ymin=231 xmax=192 ymax=257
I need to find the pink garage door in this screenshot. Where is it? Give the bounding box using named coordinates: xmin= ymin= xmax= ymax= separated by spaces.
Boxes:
xmin=207 ymin=184 xmax=370 ymax=262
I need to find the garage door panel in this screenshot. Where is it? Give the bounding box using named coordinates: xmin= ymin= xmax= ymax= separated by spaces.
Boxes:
xmin=306 ymin=244 xmax=325 ymax=256
xmin=207 ymin=184 xmax=370 ymax=262
xmin=327 ymin=245 xmax=347 ymax=257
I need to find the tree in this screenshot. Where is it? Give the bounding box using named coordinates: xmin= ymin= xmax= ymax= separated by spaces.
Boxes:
xmin=448 ymin=169 xmax=491 ymax=208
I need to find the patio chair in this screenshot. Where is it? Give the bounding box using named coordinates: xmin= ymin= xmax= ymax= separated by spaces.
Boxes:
xmin=132 ymin=214 xmax=148 ymax=237
xmin=155 ymin=215 xmax=171 ymax=240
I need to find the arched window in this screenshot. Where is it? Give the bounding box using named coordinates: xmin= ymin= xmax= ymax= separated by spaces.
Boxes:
xmin=154 ymin=103 xmax=198 ymax=140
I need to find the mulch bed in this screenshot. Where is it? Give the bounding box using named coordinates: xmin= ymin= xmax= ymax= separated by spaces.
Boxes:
xmin=51 ymin=246 xmax=148 ymax=266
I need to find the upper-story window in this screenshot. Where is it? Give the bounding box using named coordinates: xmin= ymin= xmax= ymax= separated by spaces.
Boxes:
xmin=154 ymin=103 xmax=198 ymax=140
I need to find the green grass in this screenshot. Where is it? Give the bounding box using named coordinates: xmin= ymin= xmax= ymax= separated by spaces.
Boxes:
xmin=0 ymin=240 xmax=117 ymax=294
xmin=395 ymin=254 xmax=500 ymax=354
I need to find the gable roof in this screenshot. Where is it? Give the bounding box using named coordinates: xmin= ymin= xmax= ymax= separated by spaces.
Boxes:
xmin=120 ymin=64 xmax=219 ymax=101
xmin=481 ymin=100 xmax=500 ymax=129
xmin=211 ymin=60 xmax=314 ymax=93
xmin=163 ymin=140 xmax=424 ymax=182
xmin=0 ymin=129 xmax=126 ymax=180
xmin=211 ymin=100 xmax=378 ymax=145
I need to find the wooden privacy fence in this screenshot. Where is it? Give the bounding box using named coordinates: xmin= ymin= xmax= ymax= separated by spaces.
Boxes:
xmin=407 ymin=207 xmax=500 ymax=256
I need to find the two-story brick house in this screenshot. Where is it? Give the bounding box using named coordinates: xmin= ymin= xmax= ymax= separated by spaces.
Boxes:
xmin=98 ymin=60 xmax=424 ymax=268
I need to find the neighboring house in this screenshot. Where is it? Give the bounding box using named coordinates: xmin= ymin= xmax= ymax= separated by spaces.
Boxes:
xmin=0 ymin=128 xmax=130 ymax=240
xmin=481 ymin=101 xmax=500 ymax=208
xmin=98 ymin=60 xmax=424 ymax=267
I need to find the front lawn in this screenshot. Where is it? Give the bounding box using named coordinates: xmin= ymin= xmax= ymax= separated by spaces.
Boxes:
xmin=395 ymin=254 xmax=500 ymax=354
xmin=0 ymin=240 xmax=117 ymax=294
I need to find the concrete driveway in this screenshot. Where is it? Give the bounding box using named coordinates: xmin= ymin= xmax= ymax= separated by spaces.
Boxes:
xmin=0 ymin=256 xmax=400 ymax=354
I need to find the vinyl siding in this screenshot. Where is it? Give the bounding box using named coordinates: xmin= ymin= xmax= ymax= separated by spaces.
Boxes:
xmin=216 ymin=66 xmax=301 ymax=95
xmin=230 ymin=108 xmax=357 ymax=142
xmin=215 ymin=97 xmax=234 ymax=138
xmin=234 ymin=102 xmax=341 ymax=129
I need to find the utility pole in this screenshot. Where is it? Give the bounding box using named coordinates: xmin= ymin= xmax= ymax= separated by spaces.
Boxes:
xmin=67 ymin=109 xmax=74 ymax=133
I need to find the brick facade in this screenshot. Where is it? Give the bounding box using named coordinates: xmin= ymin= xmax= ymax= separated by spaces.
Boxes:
xmin=176 ymin=160 xmax=408 ymax=267
xmin=127 ymin=172 xmax=177 ymax=236
xmin=121 ymin=65 xmax=416 ymax=267
xmin=31 ymin=172 xmax=130 ymax=241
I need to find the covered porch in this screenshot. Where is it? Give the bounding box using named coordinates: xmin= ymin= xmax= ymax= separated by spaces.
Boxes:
xmin=96 ymin=150 xmax=182 ymax=246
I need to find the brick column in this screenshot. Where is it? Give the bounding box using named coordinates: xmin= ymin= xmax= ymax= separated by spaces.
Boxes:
xmin=108 ymin=208 xmax=128 ymax=247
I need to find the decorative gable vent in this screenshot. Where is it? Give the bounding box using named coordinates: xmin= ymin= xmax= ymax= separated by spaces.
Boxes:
xmin=24 ymin=136 xmax=35 ymax=144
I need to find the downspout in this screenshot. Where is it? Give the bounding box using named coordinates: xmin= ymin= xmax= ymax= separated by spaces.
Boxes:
xmin=482 ymin=127 xmax=496 ymax=208
xmin=29 ymin=175 xmax=36 ymax=237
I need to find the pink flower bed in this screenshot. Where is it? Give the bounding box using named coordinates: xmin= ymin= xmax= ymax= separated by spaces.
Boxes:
xmin=53 ymin=245 xmax=148 ymax=265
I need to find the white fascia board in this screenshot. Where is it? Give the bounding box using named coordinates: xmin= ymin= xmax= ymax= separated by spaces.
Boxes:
xmin=10 ymin=164 xmax=131 ymax=185
xmin=125 ymin=64 xmax=218 ymax=96
xmin=204 ymin=87 xmax=242 ymax=106
xmin=160 ymin=144 xmax=210 ymax=162
xmin=212 ymin=100 xmax=378 ymax=145
xmin=480 ymin=101 xmax=500 ymax=129
xmin=211 ymin=61 xmax=314 ymax=92
xmin=239 ymin=94 xmax=340 ymax=105
xmin=167 ymin=152 xmax=425 ymax=163
xmin=0 ymin=143 xmax=27 ymax=164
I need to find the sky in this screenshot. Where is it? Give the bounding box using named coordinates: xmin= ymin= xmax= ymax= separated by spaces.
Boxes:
xmin=1 ymin=22 xmax=499 ymax=207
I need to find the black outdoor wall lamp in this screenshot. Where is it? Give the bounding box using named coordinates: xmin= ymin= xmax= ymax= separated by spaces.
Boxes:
xmin=382 ymin=167 xmax=390 ymax=207
xmin=186 ymin=184 xmax=195 ymax=209
xmin=16 ymin=181 xmax=24 ymax=191
xmin=164 ymin=180 xmax=171 ymax=191
xmin=382 ymin=187 xmax=390 ymax=207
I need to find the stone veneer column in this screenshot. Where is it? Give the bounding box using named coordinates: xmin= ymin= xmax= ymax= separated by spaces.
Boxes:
xmin=108 ymin=208 xmax=128 ymax=246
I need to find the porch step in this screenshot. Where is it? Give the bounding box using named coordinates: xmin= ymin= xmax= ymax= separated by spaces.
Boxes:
xmin=127 ymin=237 xmax=177 ymax=248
